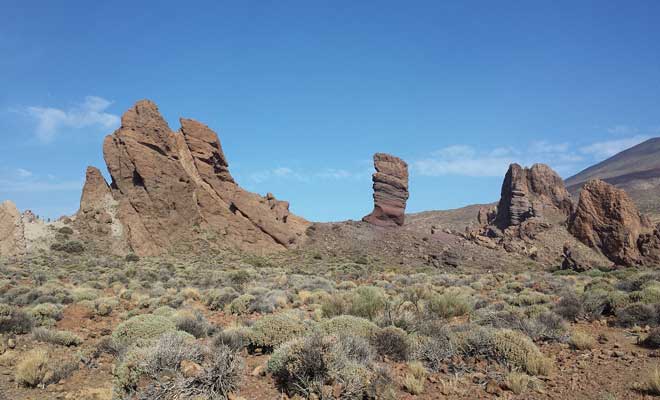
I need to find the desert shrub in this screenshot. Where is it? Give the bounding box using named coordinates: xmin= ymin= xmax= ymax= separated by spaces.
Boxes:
xmin=249 ymin=289 xmax=289 ymax=314
xmin=228 ymin=294 xmax=256 ymax=315
xmin=267 ymin=333 xmax=378 ymax=398
xmin=478 ymin=309 xmax=567 ymax=342
xmin=509 ymin=289 xmax=549 ymax=306
xmin=320 ymin=295 xmax=347 ymax=318
xmin=372 ymin=326 xmax=409 ymax=361
xmin=205 ymin=287 xmax=239 ymax=311
xmin=14 ymin=349 xmax=76 ymax=387
xmin=630 ymin=283 xmax=660 ymax=304
xmin=402 ymin=361 xmax=427 ymax=395
xmin=248 ymin=312 xmax=310 ymax=351
xmin=505 ymin=372 xmax=538 ymax=395
xmin=175 ymin=311 xmax=215 ymax=338
xmin=568 ymin=331 xmax=595 ymax=350
xmin=112 ymin=314 xmax=177 ymax=350
xmin=32 ymin=327 xmax=82 ymax=346
xmin=426 ymin=293 xmax=472 ymax=319
xmin=50 ymin=240 xmax=84 ymax=253
xmin=58 ymin=226 xmax=74 ymax=235
xmin=492 ymin=329 xmax=552 ymax=375
xmin=635 ymin=367 xmax=660 ymax=395
xmin=554 ymin=293 xmax=583 ymax=321
xmin=0 ymin=304 xmax=33 ymax=333
xmin=28 ymin=303 xmax=63 ymax=326
xmin=581 ymin=286 xmax=628 ymax=319
xmin=320 ymin=315 xmax=380 ymax=339
xmin=176 ymin=344 xmax=243 ymax=399
xmin=71 ymin=287 xmax=99 ymax=302
xmin=15 ymin=349 xmax=50 ymax=387
xmin=95 ymin=297 xmax=118 ymax=316
xmin=214 ymin=325 xmax=252 ymax=351
xmin=409 ymin=332 xmax=456 ymax=372
xmin=348 ymin=286 xmax=386 ymax=320
xmin=641 ymin=328 xmax=660 ymax=349
xmin=615 ymin=302 xmax=658 ymax=327
xmin=125 ymin=253 xmax=140 ymax=262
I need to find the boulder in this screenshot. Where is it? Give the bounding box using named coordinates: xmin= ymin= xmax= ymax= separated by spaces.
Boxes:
xmin=362 ymin=153 xmax=409 ymax=227
xmin=0 ymin=200 xmax=25 ymax=257
xmin=494 ymin=163 xmax=573 ymax=230
xmin=569 ymin=179 xmax=651 ymax=266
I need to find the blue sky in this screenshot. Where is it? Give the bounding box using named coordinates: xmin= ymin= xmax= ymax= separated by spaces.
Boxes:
xmin=1 ymin=1 xmax=659 ymax=221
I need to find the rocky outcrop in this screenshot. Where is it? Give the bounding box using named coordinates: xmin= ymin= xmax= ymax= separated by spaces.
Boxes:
xmin=569 ymin=179 xmax=653 ymax=266
xmin=362 ymin=153 xmax=409 ymax=227
xmin=495 ymin=163 xmax=573 ymax=230
xmin=81 ymin=99 xmax=308 ymax=256
xmin=0 ymin=201 xmax=25 ymax=257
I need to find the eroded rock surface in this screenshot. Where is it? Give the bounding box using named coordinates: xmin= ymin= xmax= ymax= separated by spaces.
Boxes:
xmin=80 ymin=99 xmax=308 ymax=256
xmin=569 ymin=179 xmax=653 ymax=266
xmin=0 ymin=201 xmax=25 ymax=257
xmin=495 ymin=163 xmax=573 ymax=230
xmin=362 ymin=153 xmax=409 ymax=227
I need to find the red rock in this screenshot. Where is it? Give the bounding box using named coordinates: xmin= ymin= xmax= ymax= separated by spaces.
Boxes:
xmin=0 ymin=200 xmax=25 ymax=257
xmin=362 ymin=153 xmax=409 ymax=227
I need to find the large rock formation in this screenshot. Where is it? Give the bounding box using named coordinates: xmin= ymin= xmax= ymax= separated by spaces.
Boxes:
xmin=494 ymin=163 xmax=573 ymax=230
xmin=80 ymin=100 xmax=308 ymax=256
xmin=362 ymin=153 xmax=409 ymax=227
xmin=569 ymin=179 xmax=656 ymax=266
xmin=0 ymin=201 xmax=25 ymax=257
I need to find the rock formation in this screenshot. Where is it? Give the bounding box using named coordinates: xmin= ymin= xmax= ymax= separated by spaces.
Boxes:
xmin=569 ymin=179 xmax=655 ymax=266
xmin=0 ymin=201 xmax=25 ymax=257
xmin=79 ymin=99 xmax=308 ymax=256
xmin=494 ymin=163 xmax=573 ymax=230
xmin=362 ymin=153 xmax=409 ymax=227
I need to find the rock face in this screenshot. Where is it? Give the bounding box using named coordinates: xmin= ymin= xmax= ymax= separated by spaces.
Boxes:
xmin=494 ymin=163 xmax=573 ymax=230
xmin=362 ymin=153 xmax=409 ymax=227
xmin=80 ymin=99 xmax=308 ymax=256
xmin=569 ymin=179 xmax=653 ymax=266
xmin=0 ymin=201 xmax=25 ymax=257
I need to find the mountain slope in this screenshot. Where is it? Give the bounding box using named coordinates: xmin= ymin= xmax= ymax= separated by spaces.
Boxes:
xmin=566 ymin=137 xmax=660 ymax=217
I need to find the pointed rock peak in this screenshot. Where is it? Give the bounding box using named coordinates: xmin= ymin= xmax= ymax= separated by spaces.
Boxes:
xmin=120 ymin=99 xmax=170 ymax=133
xmin=0 ymin=200 xmax=19 ymax=214
xmin=80 ymin=166 xmax=111 ymax=210
xmin=495 ymin=163 xmax=572 ymax=229
xmin=180 ymin=117 xmax=233 ymax=183
xmin=363 ymin=153 xmax=409 ymax=227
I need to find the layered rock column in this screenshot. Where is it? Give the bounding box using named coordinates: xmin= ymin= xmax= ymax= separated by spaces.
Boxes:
xmin=362 ymin=153 xmax=409 ymax=227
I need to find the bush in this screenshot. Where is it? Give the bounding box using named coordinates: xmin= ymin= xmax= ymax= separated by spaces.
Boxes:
xmin=175 ymin=311 xmax=214 ymax=338
xmin=214 ymin=325 xmax=252 ymax=351
xmin=228 ymin=294 xmax=256 ymax=315
xmin=112 ymin=314 xmax=177 ymax=349
xmin=58 ymin=226 xmax=74 ymax=235
xmin=372 ymin=326 xmax=409 ymax=361
xmin=402 ymin=361 xmax=427 ymax=395
xmin=0 ymin=304 xmax=33 ymax=334
xmin=32 ymin=327 xmax=82 ymax=347
xmin=28 ymin=303 xmax=63 ymax=326
xmin=641 ymin=328 xmax=660 ymax=349
xmin=505 ymin=372 xmax=536 ymax=395
xmin=348 ymin=286 xmax=386 ymax=320
xmin=492 ymin=329 xmax=552 ymax=375
xmin=554 ymin=293 xmax=583 ymax=321
xmin=178 ymin=344 xmax=243 ymax=399
xmin=615 ymin=303 xmax=658 ymax=327
xmin=320 ymin=315 xmax=379 ymax=340
xmin=568 ymin=331 xmax=595 ymax=350
xmin=268 ymin=333 xmax=378 ymax=398
xmin=426 ymin=293 xmax=472 ymax=319
xmin=248 ymin=313 xmax=310 ymax=351
xmin=15 ymin=349 xmax=49 ymax=387
xmin=636 ymin=367 xmax=660 ymax=395
xmin=205 ymin=287 xmax=239 ymax=311
xmin=50 ymin=240 xmax=84 ymax=253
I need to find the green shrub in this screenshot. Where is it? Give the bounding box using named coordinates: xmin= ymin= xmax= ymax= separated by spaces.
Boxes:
xmin=492 ymin=329 xmax=552 ymax=375
xmin=32 ymin=327 xmax=82 ymax=346
xmin=205 ymin=287 xmax=239 ymax=311
xmin=28 ymin=303 xmax=63 ymax=326
xmin=228 ymin=294 xmax=255 ymax=315
xmin=15 ymin=349 xmax=49 ymax=387
xmin=426 ymin=293 xmax=472 ymax=319
xmin=0 ymin=304 xmax=33 ymax=333
xmin=214 ymin=325 xmax=252 ymax=351
xmin=348 ymin=286 xmax=386 ymax=320
xmin=248 ymin=312 xmax=309 ymax=351
xmin=320 ymin=315 xmax=380 ymax=339
xmin=372 ymin=326 xmax=409 ymax=361
xmin=111 ymin=314 xmax=177 ymax=349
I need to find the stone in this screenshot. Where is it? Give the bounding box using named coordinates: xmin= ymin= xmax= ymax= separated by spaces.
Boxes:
xmin=362 ymin=153 xmax=409 ymax=227
xmin=79 ymin=99 xmax=308 ymax=256
xmin=494 ymin=163 xmax=573 ymax=230
xmin=561 ymin=243 xmax=595 ymax=272
xmin=180 ymin=360 xmax=203 ymax=378
xmin=569 ymin=179 xmax=654 ymax=266
xmin=0 ymin=200 xmax=25 ymax=257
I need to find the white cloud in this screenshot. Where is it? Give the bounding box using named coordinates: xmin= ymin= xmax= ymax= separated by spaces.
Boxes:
xmin=24 ymin=96 xmax=120 ymax=143
xmin=607 ymin=125 xmax=638 ymax=135
xmin=0 ymin=167 xmax=82 ymax=193
xmin=16 ymin=168 xmax=32 ymax=178
xmin=247 ymin=166 xmax=370 ymax=184
xmin=579 ymin=135 xmax=649 ymax=158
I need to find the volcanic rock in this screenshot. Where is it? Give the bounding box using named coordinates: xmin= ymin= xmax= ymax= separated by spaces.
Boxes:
xmin=362 ymin=153 xmax=409 ymax=227
xmin=494 ymin=163 xmax=573 ymax=230
xmin=82 ymin=99 xmax=308 ymax=256
xmin=0 ymin=200 xmax=25 ymax=257
xmin=569 ymin=179 xmax=652 ymax=266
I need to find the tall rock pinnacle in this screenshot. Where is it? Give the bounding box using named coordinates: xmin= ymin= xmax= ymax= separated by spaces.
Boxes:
xmin=362 ymin=153 xmax=409 ymax=227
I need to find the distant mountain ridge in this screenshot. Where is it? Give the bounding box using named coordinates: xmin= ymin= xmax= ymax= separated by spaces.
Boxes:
xmin=566 ymin=137 xmax=660 ymax=217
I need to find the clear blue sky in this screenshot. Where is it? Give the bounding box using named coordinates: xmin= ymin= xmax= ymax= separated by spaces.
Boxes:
xmin=1 ymin=1 xmax=659 ymax=221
